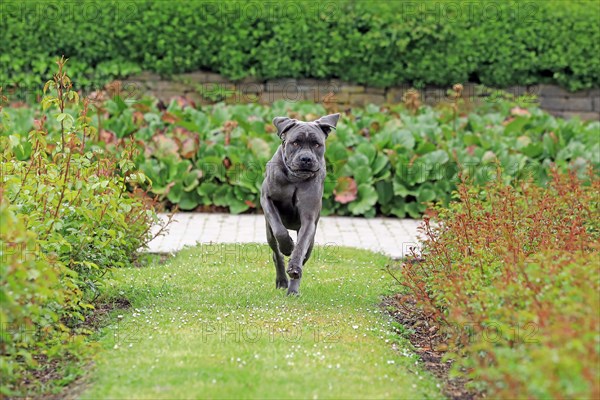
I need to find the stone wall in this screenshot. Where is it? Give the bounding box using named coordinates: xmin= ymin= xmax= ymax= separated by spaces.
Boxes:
xmin=122 ymin=71 xmax=600 ymax=120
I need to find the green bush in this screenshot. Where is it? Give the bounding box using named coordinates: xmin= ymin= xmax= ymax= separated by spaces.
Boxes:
xmin=1 ymin=1 xmax=598 ymax=92
xmin=0 ymin=59 xmax=163 ymax=396
xmin=0 ymin=200 xmax=89 ymax=397
xmin=3 ymin=86 xmax=599 ymax=218
xmin=398 ymin=169 xmax=599 ymax=398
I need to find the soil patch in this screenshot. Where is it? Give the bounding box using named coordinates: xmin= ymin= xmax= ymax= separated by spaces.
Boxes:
xmin=10 ymin=298 xmax=132 ymax=400
xmin=134 ymin=252 xmax=173 ymax=267
xmin=84 ymin=297 xmax=132 ymax=331
xmin=383 ymin=293 xmax=480 ymax=400
xmin=52 ymin=298 xmax=132 ymax=400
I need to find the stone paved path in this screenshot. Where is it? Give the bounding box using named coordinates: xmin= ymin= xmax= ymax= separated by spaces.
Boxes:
xmin=148 ymin=213 xmax=424 ymax=259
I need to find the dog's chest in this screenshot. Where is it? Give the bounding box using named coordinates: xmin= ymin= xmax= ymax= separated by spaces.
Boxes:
xmin=271 ymin=185 xmax=304 ymax=229
xmin=272 ymin=186 xmax=298 ymax=215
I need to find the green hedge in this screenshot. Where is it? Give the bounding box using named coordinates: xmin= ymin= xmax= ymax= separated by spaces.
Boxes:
xmin=1 ymin=1 xmax=599 ymax=91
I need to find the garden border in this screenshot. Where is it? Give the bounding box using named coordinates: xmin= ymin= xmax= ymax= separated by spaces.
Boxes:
xmin=121 ymin=71 xmax=600 ymax=120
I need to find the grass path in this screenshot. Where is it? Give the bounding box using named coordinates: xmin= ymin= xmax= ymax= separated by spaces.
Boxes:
xmin=81 ymin=244 xmax=443 ymax=399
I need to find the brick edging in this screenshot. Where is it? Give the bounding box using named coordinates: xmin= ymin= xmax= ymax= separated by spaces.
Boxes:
xmin=122 ymin=71 xmax=600 ymax=120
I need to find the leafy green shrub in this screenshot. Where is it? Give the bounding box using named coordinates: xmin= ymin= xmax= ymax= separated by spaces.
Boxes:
xmin=398 ymin=169 xmax=599 ymax=398
xmin=1 ymin=1 xmax=598 ymax=92
xmin=0 ymin=198 xmax=89 ymax=397
xmin=0 ymin=59 xmax=163 ymax=396
xmin=4 ymin=86 xmax=599 ymax=217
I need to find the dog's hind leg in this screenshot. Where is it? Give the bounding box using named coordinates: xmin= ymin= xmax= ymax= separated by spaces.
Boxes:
xmin=266 ymin=221 xmax=288 ymax=289
xmin=303 ymin=240 xmax=315 ymax=266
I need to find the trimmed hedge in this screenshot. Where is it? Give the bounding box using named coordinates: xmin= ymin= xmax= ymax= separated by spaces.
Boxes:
xmin=1 ymin=0 xmax=599 ymax=91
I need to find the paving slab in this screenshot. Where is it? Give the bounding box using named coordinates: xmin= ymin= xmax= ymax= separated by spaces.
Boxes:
xmin=147 ymin=213 xmax=425 ymax=259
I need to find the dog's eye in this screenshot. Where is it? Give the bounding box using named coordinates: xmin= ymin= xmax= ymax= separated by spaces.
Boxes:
xmin=292 ymin=141 xmax=300 ymax=147
xmin=313 ymin=143 xmax=320 ymax=148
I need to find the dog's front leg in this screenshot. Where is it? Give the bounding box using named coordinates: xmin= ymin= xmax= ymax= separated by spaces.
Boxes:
xmin=260 ymin=195 xmax=295 ymax=256
xmin=287 ymin=220 xmax=316 ymax=295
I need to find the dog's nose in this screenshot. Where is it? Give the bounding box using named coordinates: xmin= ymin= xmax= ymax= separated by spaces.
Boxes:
xmin=300 ymin=156 xmax=312 ymax=164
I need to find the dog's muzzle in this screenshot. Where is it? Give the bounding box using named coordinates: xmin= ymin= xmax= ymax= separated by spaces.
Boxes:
xmin=297 ymin=155 xmax=316 ymax=170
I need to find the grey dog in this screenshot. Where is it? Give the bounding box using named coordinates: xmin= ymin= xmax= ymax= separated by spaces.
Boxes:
xmin=260 ymin=113 xmax=340 ymax=295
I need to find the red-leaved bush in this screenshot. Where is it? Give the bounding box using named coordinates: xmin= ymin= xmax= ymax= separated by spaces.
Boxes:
xmin=401 ymin=168 xmax=599 ymax=398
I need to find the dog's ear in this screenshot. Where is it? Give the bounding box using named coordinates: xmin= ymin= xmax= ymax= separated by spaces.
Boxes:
xmin=273 ymin=117 xmax=298 ymax=141
xmin=314 ymin=113 xmax=340 ymax=137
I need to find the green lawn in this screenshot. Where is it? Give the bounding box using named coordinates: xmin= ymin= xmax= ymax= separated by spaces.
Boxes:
xmin=81 ymin=244 xmax=443 ymax=399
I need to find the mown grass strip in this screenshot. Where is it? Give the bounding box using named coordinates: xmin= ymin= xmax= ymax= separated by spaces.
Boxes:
xmin=82 ymin=244 xmax=443 ymax=399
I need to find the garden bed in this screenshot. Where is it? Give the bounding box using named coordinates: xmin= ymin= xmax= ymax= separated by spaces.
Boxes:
xmin=389 ymin=169 xmax=599 ymax=398
xmin=3 ymin=83 xmax=599 ymax=218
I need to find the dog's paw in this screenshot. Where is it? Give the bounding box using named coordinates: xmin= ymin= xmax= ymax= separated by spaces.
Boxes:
xmin=287 ymin=279 xmax=300 ymax=296
xmin=286 ymin=265 xmax=302 ymax=280
xmin=278 ymin=234 xmax=294 ymax=256
xmin=276 ymin=278 xmax=288 ymax=289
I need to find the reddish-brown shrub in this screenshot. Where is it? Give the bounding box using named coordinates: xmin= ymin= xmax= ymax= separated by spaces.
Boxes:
xmin=401 ymin=168 xmax=599 ymax=398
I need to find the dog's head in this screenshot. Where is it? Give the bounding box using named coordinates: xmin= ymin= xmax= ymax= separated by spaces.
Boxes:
xmin=272 ymin=113 xmax=339 ymax=175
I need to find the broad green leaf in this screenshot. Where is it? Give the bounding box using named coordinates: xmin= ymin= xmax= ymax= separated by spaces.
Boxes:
xmin=347 ymin=152 xmax=370 ymax=170
xmin=504 ymin=116 xmax=529 ymax=136
xmin=348 ymin=184 xmax=378 ymax=215
xmin=178 ymin=192 xmax=200 ymax=211
xmin=421 ymin=149 xmax=449 ymax=165
xmin=417 ymin=187 xmax=436 ymax=203
xmin=353 ymin=165 xmax=373 ymax=185
xmin=355 ymin=142 xmax=377 ymax=164
xmin=415 ymin=141 xmax=436 ymax=155
xmin=389 ymin=197 xmax=406 ymax=218
xmin=392 ymin=129 xmax=415 ymax=150
xmin=375 ymin=180 xmax=393 ymax=205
